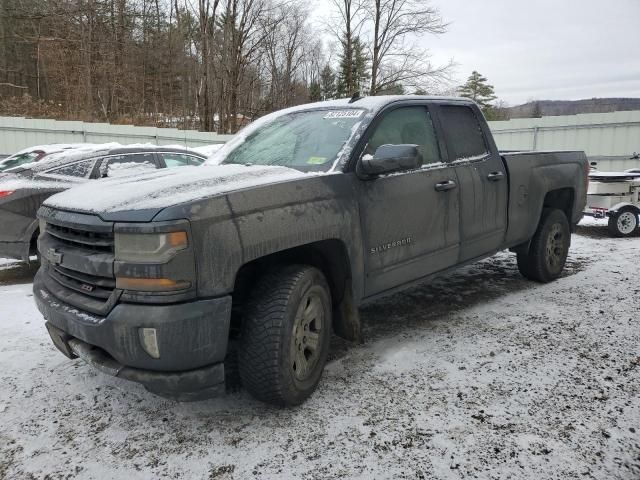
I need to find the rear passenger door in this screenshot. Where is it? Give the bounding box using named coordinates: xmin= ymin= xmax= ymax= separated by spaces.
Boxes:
xmin=437 ymin=104 xmax=508 ymax=261
xmin=356 ymin=104 xmax=460 ymax=297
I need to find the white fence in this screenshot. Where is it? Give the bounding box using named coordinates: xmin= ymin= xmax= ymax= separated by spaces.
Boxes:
xmin=488 ymin=110 xmax=640 ymax=171
xmin=0 ymin=116 xmax=233 ymax=156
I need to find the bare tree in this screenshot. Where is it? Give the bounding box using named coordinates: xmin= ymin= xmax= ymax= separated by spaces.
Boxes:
xmin=261 ymin=2 xmax=316 ymax=111
xmin=195 ymin=0 xmax=220 ymax=130
xmin=366 ymin=0 xmax=450 ymax=95
xmin=0 ymin=0 xmax=455 ymax=131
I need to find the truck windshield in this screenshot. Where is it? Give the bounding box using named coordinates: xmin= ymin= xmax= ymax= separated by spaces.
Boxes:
xmin=220 ymin=109 xmax=364 ymax=171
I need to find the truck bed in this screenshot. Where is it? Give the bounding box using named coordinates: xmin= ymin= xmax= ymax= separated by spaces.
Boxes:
xmin=501 ymin=151 xmax=588 ymax=247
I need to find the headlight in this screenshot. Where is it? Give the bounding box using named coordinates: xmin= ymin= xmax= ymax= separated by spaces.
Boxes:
xmin=115 ymin=231 xmax=188 ymax=263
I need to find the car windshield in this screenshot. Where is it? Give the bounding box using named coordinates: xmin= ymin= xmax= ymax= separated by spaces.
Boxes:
xmin=0 ymin=151 xmax=42 ymax=172
xmin=221 ymin=109 xmax=364 ymax=171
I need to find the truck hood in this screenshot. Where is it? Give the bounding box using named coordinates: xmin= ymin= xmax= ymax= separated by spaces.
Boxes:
xmin=43 ymin=164 xmax=307 ymax=221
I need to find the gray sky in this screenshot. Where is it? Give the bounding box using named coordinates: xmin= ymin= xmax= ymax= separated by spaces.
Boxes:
xmin=311 ymin=0 xmax=640 ymax=105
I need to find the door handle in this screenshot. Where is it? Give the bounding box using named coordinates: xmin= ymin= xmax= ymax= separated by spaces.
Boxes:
xmin=434 ymin=180 xmax=457 ymax=192
xmin=487 ymin=171 xmax=505 ymax=181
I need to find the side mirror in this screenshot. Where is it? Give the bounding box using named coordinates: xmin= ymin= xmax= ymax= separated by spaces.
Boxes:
xmin=359 ymin=144 xmax=422 ymax=176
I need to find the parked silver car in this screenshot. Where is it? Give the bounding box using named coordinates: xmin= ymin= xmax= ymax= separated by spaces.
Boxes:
xmin=0 ymin=144 xmax=205 ymax=261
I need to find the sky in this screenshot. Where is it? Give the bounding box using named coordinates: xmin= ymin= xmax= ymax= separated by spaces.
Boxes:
xmin=310 ymin=0 xmax=640 ymax=106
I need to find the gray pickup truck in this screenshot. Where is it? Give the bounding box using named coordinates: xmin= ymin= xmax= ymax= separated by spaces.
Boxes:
xmin=33 ymin=96 xmax=588 ymax=406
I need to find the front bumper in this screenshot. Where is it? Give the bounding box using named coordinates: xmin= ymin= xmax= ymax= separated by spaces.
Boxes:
xmin=34 ymin=270 xmax=233 ymax=400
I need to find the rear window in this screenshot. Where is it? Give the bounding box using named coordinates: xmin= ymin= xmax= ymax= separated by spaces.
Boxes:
xmin=440 ymin=106 xmax=488 ymax=160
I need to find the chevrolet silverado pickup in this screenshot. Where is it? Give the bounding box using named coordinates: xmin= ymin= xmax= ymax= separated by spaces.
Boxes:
xmin=33 ymin=96 xmax=588 ymax=406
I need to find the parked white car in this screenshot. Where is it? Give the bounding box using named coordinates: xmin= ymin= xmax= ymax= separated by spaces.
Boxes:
xmin=584 ymin=170 xmax=640 ymax=236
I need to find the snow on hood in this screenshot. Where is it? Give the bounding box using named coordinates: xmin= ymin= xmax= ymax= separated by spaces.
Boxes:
xmin=44 ymin=164 xmax=306 ymax=213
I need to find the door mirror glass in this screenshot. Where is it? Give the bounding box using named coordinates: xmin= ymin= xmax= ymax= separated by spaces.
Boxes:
xmin=359 ymin=144 xmax=422 ymax=176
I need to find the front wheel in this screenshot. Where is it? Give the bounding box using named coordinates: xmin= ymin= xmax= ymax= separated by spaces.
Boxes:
xmin=238 ymin=265 xmax=332 ymax=406
xmin=608 ymin=207 xmax=638 ymax=237
xmin=517 ymin=208 xmax=570 ymax=283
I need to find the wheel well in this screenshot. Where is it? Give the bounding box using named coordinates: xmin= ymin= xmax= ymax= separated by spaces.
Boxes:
xmin=543 ymin=188 xmax=575 ymax=221
xmin=229 ymin=240 xmax=353 ymax=338
xmin=29 ymin=228 xmax=39 ymax=256
xmin=511 ymin=188 xmax=576 ymax=255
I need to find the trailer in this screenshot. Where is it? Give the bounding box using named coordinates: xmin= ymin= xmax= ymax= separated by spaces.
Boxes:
xmin=584 ymin=171 xmax=640 ymax=236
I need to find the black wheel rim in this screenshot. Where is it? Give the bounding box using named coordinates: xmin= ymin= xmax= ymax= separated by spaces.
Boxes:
xmin=290 ymin=289 xmax=324 ymax=382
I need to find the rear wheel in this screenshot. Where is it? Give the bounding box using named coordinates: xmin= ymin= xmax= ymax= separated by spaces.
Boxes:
xmin=608 ymin=207 xmax=638 ymax=237
xmin=517 ymin=208 xmax=570 ymax=283
xmin=238 ymin=265 xmax=332 ymax=406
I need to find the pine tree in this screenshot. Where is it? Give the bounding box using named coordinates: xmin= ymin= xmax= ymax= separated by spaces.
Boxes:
xmin=320 ymin=64 xmax=337 ymax=100
xmin=459 ymin=71 xmax=497 ymax=112
xmin=352 ymin=38 xmax=369 ymax=92
xmin=337 ymin=36 xmax=369 ymax=97
xmin=309 ymin=81 xmax=322 ymax=102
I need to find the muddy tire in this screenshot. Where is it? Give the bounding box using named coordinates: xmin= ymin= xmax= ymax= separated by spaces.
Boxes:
xmin=238 ymin=265 xmax=332 ymax=406
xmin=607 ymin=207 xmax=638 ymax=237
xmin=517 ymin=208 xmax=570 ymax=283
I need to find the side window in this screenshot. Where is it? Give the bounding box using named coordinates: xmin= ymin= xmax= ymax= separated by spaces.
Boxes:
xmin=99 ymin=153 xmax=157 ymax=177
xmin=439 ymin=106 xmax=488 ymax=160
xmin=46 ymin=160 xmax=96 ymax=178
xmin=365 ymin=107 xmax=441 ymax=165
xmin=161 ymin=153 xmax=203 ymax=168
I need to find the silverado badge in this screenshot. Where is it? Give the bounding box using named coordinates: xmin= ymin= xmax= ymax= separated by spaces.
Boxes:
xmin=370 ymin=237 xmax=412 ymax=254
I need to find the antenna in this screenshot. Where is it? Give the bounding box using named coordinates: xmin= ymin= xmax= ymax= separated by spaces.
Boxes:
xmin=348 ymin=91 xmax=363 ymax=104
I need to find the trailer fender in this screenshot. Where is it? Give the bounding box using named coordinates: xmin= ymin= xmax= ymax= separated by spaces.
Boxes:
xmin=607 ymin=203 xmax=640 ymax=216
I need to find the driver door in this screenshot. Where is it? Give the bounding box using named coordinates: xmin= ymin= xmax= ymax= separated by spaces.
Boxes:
xmin=356 ymin=104 xmax=460 ymax=297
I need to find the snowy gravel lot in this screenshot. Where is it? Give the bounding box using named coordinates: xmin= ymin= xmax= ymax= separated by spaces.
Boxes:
xmin=1 ymin=218 xmax=639 ymax=479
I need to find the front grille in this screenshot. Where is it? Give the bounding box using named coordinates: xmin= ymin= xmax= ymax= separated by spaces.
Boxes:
xmin=46 ymin=223 xmax=114 ymax=253
xmin=39 ymin=209 xmax=118 ymax=314
xmin=50 ymin=265 xmax=115 ymax=300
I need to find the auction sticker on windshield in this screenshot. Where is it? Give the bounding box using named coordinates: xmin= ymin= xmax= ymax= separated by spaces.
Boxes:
xmin=323 ymin=110 xmax=363 ymax=119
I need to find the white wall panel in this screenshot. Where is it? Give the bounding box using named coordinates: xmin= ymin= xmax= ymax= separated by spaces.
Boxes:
xmin=0 ymin=116 xmax=233 ymax=155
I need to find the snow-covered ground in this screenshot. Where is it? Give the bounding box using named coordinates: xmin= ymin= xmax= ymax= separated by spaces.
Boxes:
xmin=1 ymin=219 xmax=638 ymax=479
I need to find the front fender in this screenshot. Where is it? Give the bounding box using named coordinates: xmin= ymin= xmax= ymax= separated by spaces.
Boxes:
xmin=168 ymin=173 xmax=365 ymax=302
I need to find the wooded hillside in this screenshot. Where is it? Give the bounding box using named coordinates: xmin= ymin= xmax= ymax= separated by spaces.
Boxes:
xmin=0 ymin=0 xmax=450 ymax=132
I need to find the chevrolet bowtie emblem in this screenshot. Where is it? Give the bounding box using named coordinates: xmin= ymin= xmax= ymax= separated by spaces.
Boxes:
xmin=47 ymin=248 xmax=63 ymax=265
